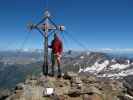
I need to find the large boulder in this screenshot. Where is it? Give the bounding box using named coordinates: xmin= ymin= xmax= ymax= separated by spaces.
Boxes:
xmin=68 ymin=88 xmax=81 ymax=97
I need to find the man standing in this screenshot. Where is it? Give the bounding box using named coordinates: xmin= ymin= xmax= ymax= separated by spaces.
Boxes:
xmin=49 ymin=33 xmax=63 ymax=78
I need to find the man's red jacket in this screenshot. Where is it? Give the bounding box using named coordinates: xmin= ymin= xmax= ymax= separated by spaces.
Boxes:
xmin=49 ymin=37 xmax=63 ymax=54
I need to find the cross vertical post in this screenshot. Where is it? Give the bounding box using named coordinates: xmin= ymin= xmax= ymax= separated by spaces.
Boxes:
xmin=43 ymin=18 xmax=49 ymax=76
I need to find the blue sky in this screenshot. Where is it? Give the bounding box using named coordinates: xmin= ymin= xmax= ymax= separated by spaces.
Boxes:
xmin=0 ymin=0 xmax=133 ymax=51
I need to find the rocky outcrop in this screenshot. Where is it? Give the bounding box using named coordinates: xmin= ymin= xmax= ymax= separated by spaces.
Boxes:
xmin=4 ymin=72 xmax=133 ymax=100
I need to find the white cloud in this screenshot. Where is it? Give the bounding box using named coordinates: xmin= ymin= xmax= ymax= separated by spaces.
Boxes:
xmin=88 ymin=48 xmax=133 ymax=52
xmin=115 ymin=48 xmax=133 ymax=52
xmin=101 ymin=48 xmax=113 ymax=51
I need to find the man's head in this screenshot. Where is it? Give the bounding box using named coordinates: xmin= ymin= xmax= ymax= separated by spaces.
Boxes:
xmin=54 ymin=33 xmax=58 ymax=39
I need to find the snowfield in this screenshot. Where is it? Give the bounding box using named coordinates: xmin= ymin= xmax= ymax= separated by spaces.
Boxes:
xmin=79 ymin=58 xmax=133 ymax=79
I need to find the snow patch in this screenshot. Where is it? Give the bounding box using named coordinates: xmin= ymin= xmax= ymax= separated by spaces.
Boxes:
xmin=80 ymin=56 xmax=84 ymax=59
xmin=110 ymin=64 xmax=130 ymax=70
xmin=86 ymin=52 xmax=90 ymax=56
xmin=84 ymin=60 xmax=109 ymax=73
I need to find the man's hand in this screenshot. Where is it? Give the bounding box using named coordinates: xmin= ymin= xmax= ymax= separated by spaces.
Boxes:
xmin=48 ymin=45 xmax=52 ymax=48
xmin=55 ymin=53 xmax=62 ymax=64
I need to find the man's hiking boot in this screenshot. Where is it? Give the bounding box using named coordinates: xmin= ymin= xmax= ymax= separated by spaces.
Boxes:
xmin=57 ymin=75 xmax=62 ymax=78
xmin=44 ymin=73 xmax=48 ymax=77
xmin=48 ymin=73 xmax=54 ymax=77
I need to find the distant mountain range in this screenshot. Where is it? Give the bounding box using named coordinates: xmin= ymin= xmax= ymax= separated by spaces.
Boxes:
xmin=76 ymin=52 xmax=133 ymax=79
xmin=0 ymin=50 xmax=133 ymax=90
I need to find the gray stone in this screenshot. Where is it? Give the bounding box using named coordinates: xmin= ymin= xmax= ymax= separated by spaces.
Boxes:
xmin=83 ymin=86 xmax=102 ymax=95
xmin=68 ymin=88 xmax=81 ymax=97
xmin=15 ymin=83 xmax=24 ymax=90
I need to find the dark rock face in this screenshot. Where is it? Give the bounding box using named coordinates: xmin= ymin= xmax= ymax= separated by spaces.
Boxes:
xmin=123 ymin=75 xmax=133 ymax=97
xmin=124 ymin=75 xmax=133 ymax=90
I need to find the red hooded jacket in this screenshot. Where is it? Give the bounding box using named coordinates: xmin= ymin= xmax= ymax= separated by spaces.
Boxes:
xmin=49 ymin=37 xmax=63 ymax=54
